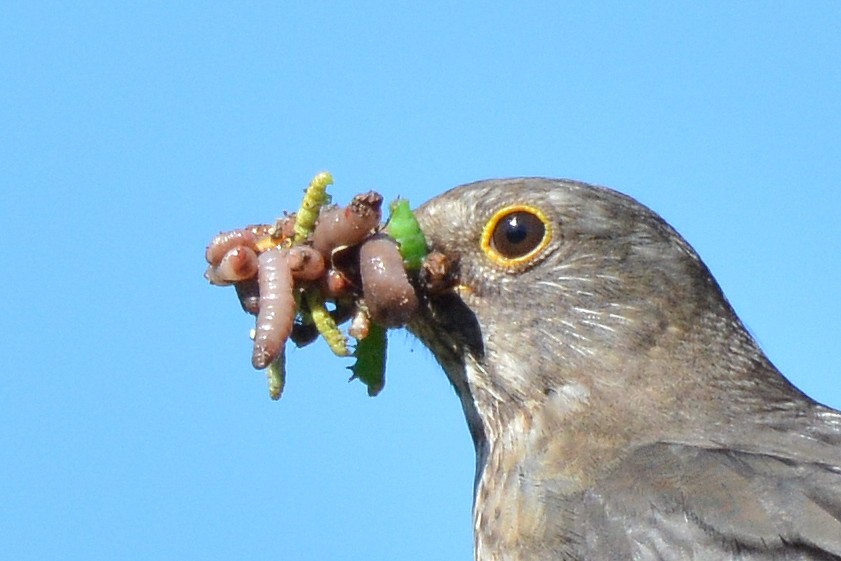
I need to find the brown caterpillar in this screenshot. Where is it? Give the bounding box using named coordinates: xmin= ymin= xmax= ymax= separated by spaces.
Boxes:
xmin=358 ymin=234 xmax=418 ymax=327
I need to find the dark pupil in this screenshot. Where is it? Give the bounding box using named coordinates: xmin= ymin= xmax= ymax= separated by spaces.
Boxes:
xmin=492 ymin=211 xmax=545 ymax=258
xmin=504 ymin=216 xmax=528 ymax=244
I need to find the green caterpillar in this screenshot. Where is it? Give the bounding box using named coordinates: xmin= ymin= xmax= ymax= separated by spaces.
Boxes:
xmin=293 ymin=171 xmax=333 ymax=244
xmin=266 ymin=350 xmax=286 ymax=400
xmin=349 ymin=323 xmax=387 ymax=396
xmin=386 ymin=198 xmax=428 ymax=270
xmin=305 ymin=290 xmax=350 ymax=357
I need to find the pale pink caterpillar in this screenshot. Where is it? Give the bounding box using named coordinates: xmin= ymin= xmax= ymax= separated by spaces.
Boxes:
xmin=311 ymin=192 xmax=383 ymax=258
xmin=252 ymin=247 xmax=294 ymax=370
xmin=205 ymin=226 xmax=264 ymax=265
xmin=207 ymin=246 xmax=259 ymax=285
xmin=205 ymin=226 xmax=268 ymax=286
xmin=251 ymin=245 xmax=328 ymax=369
xmin=286 ymin=245 xmax=326 ymax=281
xmin=358 ymin=235 xmax=418 ymax=327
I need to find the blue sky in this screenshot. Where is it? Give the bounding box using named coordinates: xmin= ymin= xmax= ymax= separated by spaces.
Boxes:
xmin=2 ymin=3 xmax=839 ymax=560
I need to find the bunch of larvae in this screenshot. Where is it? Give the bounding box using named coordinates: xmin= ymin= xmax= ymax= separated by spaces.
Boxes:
xmin=204 ymin=172 xmax=422 ymax=399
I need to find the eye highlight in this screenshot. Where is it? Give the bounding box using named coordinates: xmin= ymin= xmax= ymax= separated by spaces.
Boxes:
xmin=481 ymin=204 xmax=552 ymax=269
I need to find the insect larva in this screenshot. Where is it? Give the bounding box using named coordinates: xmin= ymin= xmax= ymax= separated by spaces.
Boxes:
xmin=266 ymin=349 xmax=286 ymax=400
xmin=348 ymin=322 xmax=387 ymax=396
xmin=293 ymin=171 xmax=333 ymax=244
xmin=205 ymin=228 xmax=259 ymax=265
xmin=206 ymin=246 xmax=259 ymax=285
xmin=290 ymin=299 xmax=354 ymax=348
xmin=287 ymin=245 xmax=326 ymax=281
xmin=205 ymin=174 xmax=423 ymax=400
xmin=252 ymin=247 xmax=295 ymax=370
xmin=235 ymin=278 xmax=260 ymax=315
xmin=386 ymin=199 xmax=427 ymax=270
xmin=311 ymin=191 xmax=383 ymax=258
xmin=358 ymin=234 xmax=419 ymax=327
xmin=321 ymin=268 xmax=353 ymax=298
xmin=304 ymin=290 xmax=349 ymax=356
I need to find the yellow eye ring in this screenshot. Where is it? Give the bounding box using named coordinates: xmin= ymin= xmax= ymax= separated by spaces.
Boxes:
xmin=480 ymin=204 xmax=553 ymax=269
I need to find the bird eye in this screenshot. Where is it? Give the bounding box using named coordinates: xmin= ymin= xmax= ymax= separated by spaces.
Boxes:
xmin=481 ymin=205 xmax=552 ymax=269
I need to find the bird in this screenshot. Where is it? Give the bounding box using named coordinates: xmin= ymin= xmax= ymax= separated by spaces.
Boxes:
xmin=406 ymin=178 xmax=841 ymax=561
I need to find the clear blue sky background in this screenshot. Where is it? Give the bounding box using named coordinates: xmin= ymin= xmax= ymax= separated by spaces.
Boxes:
xmin=2 ymin=3 xmax=839 ymax=560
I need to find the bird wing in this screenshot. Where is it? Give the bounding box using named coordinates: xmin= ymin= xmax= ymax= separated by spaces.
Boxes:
xmin=574 ymin=441 xmax=841 ymax=560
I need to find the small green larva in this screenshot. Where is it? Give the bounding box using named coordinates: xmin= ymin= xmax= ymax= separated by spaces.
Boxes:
xmin=293 ymin=171 xmax=333 ymax=244
xmin=266 ymin=349 xmax=286 ymax=400
xmin=386 ymin=198 xmax=428 ymax=270
xmin=349 ymin=322 xmax=387 ymax=396
xmin=305 ymin=290 xmax=350 ymax=357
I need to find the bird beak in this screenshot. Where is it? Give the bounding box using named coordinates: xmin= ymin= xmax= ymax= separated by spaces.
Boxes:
xmin=409 ymin=249 xmax=485 ymax=364
xmin=415 ymin=249 xmax=475 ymax=303
xmin=416 ymin=249 xmax=460 ymax=296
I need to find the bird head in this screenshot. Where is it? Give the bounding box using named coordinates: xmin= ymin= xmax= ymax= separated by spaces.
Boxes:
xmin=408 ymin=178 xmax=782 ymax=471
xmin=404 ymin=176 xmax=839 ymax=561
